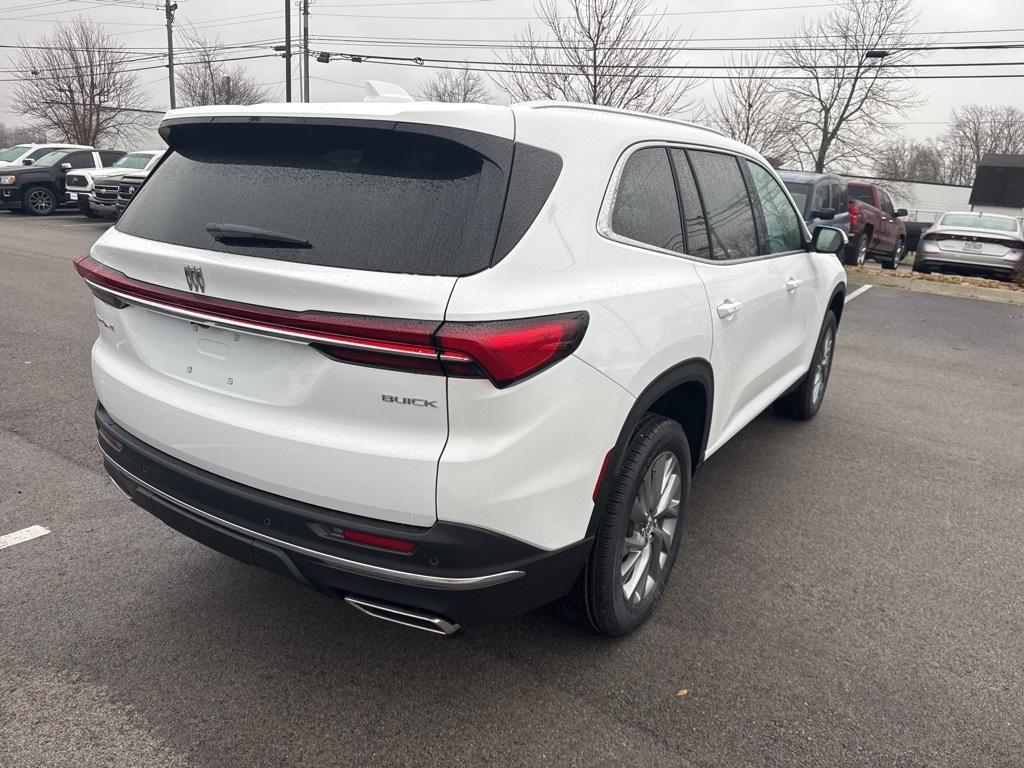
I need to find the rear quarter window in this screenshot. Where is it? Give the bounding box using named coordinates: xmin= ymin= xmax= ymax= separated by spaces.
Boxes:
xmin=117 ymin=123 xmax=512 ymax=276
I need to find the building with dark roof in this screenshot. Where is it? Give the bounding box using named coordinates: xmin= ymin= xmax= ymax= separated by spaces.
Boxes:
xmin=969 ymin=154 xmax=1024 ymax=216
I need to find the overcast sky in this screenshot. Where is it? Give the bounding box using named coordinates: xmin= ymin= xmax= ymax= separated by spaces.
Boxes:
xmin=0 ymin=0 xmax=1020 ymax=145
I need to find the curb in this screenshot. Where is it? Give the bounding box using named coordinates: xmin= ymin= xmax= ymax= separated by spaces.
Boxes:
xmin=847 ymin=270 xmax=1024 ymax=306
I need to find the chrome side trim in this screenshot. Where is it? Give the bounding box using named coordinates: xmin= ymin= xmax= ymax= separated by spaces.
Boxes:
xmin=344 ymin=596 xmax=461 ymax=635
xmin=99 ymin=446 xmax=525 ymax=591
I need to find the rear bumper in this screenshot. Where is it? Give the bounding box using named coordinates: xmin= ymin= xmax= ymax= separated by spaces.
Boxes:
xmin=95 ymin=403 xmax=590 ymax=626
xmin=915 ymin=253 xmax=1018 ymax=276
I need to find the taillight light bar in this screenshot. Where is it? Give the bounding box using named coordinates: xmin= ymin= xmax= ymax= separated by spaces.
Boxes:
xmin=848 ymin=201 xmax=859 ymax=231
xmin=74 ymin=255 xmax=588 ymax=388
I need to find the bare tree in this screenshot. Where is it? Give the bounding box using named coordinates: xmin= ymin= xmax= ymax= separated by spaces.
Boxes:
xmin=942 ymin=104 xmax=1024 ymax=185
xmin=8 ymin=19 xmax=148 ymax=146
xmin=778 ymin=0 xmax=924 ymax=172
xmin=176 ymin=26 xmax=270 ymax=107
xmin=420 ymin=66 xmax=493 ymax=103
xmin=495 ymin=0 xmax=700 ymax=116
xmin=873 ymin=137 xmax=945 ymax=182
xmin=708 ymin=52 xmax=797 ymax=167
xmin=0 ymin=123 xmax=37 ymax=146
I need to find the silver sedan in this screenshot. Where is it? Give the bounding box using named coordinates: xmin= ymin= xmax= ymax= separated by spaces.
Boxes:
xmin=914 ymin=212 xmax=1023 ymax=280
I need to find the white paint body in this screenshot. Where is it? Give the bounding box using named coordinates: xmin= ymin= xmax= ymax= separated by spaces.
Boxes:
xmin=87 ymin=100 xmax=846 ymax=551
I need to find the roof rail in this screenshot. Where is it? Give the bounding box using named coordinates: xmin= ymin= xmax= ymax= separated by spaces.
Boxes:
xmin=519 ymin=100 xmax=728 ymax=139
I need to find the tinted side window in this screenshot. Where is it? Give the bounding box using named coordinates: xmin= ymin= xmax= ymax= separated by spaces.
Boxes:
xmin=100 ymin=151 xmax=123 ymax=166
xmin=686 ymin=150 xmax=759 ymax=261
xmin=27 ymin=147 xmax=54 ymax=160
xmin=831 ymin=182 xmax=847 ymax=209
xmin=669 ymin=150 xmax=710 ymax=259
xmin=66 ymin=152 xmax=95 ymax=169
xmin=611 ymin=147 xmax=683 ymax=252
xmin=811 ymin=183 xmax=829 ymax=211
xmin=746 ymin=161 xmax=804 ymax=253
xmin=880 ymin=191 xmax=895 ymax=215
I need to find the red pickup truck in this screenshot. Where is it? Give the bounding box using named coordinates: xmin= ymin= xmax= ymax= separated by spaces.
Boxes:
xmin=845 ymin=182 xmax=908 ymax=270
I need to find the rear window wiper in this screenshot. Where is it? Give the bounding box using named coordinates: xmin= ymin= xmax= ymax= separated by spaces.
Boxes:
xmin=205 ymin=223 xmax=312 ymax=249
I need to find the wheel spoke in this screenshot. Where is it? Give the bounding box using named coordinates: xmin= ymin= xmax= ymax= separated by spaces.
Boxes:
xmin=655 ymin=473 xmax=680 ymax=518
xmin=623 ymin=543 xmax=650 ymax=600
xmin=623 ymin=531 xmax=646 ymax=553
xmin=621 ymin=547 xmax=642 ymax=579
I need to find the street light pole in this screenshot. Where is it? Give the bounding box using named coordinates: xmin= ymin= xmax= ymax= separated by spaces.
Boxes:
xmin=302 ymin=0 xmax=310 ymax=102
xmin=284 ymin=0 xmax=292 ymax=102
xmin=165 ymin=0 xmax=178 ymax=109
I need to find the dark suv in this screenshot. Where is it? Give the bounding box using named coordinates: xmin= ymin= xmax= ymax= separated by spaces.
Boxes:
xmin=779 ymin=171 xmax=850 ymax=235
xmin=0 ymin=148 xmax=124 ymax=216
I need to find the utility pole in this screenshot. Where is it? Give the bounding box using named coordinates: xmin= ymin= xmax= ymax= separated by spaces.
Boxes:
xmin=165 ymin=0 xmax=177 ymax=109
xmin=302 ymin=0 xmax=310 ymax=102
xmin=284 ymin=0 xmax=292 ymax=102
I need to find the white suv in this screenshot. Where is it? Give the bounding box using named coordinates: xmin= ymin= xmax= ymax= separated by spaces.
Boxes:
xmin=76 ymin=98 xmax=847 ymax=636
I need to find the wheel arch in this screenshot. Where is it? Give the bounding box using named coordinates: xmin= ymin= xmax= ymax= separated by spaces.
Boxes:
xmin=828 ymin=283 xmax=846 ymax=326
xmin=587 ymin=358 xmax=713 ymax=538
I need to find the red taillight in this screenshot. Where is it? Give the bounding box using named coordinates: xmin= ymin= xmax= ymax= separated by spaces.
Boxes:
xmin=848 ymin=201 xmax=859 ymax=230
xmin=436 ymin=313 xmax=589 ymax=388
xmin=74 ymin=255 xmax=588 ymax=388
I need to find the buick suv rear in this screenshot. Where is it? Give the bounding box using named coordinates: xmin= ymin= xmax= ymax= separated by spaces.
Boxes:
xmin=78 ymin=97 xmax=846 ymax=636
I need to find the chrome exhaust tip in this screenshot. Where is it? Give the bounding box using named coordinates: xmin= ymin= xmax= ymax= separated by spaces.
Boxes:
xmin=344 ymin=596 xmax=461 ymax=636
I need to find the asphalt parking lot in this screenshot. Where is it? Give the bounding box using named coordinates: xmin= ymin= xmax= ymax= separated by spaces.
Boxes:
xmin=2 ymin=210 xmax=1023 ymax=767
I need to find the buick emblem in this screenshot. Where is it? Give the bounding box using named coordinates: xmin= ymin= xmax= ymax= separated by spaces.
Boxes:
xmin=184 ymin=265 xmax=205 ymax=293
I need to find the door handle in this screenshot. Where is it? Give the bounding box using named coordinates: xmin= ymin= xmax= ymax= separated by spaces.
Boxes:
xmin=785 ymin=277 xmax=802 ymax=293
xmin=716 ymin=300 xmax=743 ymax=319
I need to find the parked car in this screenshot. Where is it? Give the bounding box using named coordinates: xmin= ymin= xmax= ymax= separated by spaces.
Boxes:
xmin=0 ymin=148 xmax=125 ymax=215
xmin=66 ymin=150 xmax=163 ymax=218
xmin=75 ymin=98 xmax=847 ymax=636
xmin=913 ymin=211 xmax=1024 ymax=280
xmin=0 ymin=142 xmax=92 ymax=167
xmin=779 ymin=171 xmax=851 ymax=236
xmin=845 ymin=181 xmax=908 ymax=269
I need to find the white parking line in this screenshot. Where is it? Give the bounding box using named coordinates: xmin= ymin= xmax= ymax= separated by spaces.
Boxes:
xmin=0 ymin=525 xmax=51 ymax=550
xmin=846 ymin=285 xmax=873 ymax=303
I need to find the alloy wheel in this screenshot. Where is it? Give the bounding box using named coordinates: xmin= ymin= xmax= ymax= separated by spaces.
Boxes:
xmin=28 ymin=189 xmax=54 ymax=215
xmin=621 ymin=451 xmax=681 ymax=605
xmin=812 ymin=326 xmax=835 ymax=405
xmin=856 ymin=239 xmax=867 ymax=267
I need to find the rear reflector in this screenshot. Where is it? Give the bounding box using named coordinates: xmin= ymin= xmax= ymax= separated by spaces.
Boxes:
xmin=74 ymin=255 xmax=587 ymax=388
xmin=339 ymin=528 xmax=416 ymax=554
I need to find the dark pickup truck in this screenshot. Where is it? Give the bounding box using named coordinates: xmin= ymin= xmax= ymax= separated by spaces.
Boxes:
xmin=845 ymin=181 xmax=908 ymax=269
xmin=0 ymin=147 xmax=124 ymax=216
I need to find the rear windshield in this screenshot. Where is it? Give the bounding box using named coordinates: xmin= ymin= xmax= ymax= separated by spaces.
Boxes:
xmin=117 ymin=123 xmax=508 ymax=276
xmin=848 ymin=185 xmax=874 ymax=205
xmin=783 ymin=182 xmax=810 ymax=214
xmin=940 ymin=213 xmax=1018 ymax=232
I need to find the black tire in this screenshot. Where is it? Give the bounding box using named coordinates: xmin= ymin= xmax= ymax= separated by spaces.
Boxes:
xmin=24 ymin=186 xmax=57 ymax=216
xmin=77 ymin=199 xmax=102 ymax=218
xmin=564 ymin=415 xmax=691 ymax=636
xmin=911 ymin=255 xmax=931 ymax=275
xmin=882 ymin=237 xmax=905 ymax=271
xmin=845 ymin=234 xmax=869 ymax=267
xmin=774 ymin=310 xmax=838 ymax=421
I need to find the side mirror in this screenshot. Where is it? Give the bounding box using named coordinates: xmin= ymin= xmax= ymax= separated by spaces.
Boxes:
xmin=895 ymin=208 xmax=908 ymax=218
xmin=60 ymin=162 xmax=73 ymax=171
xmin=22 ymin=158 xmax=34 ymax=166
xmin=812 ymin=225 xmax=847 ymax=255
xmin=811 ymin=208 xmax=836 ymax=220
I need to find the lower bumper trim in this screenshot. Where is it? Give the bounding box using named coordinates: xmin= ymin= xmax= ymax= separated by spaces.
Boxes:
xmin=100 ymin=445 xmax=524 ymax=591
